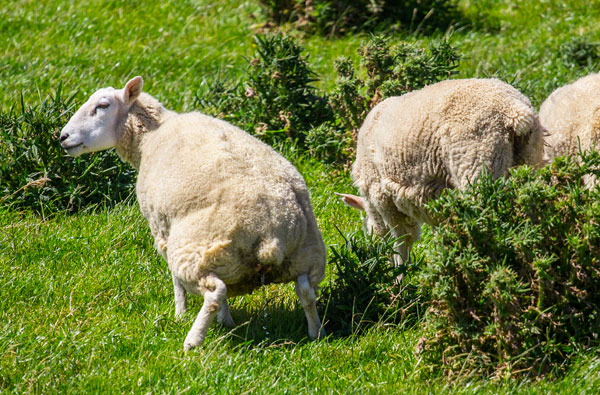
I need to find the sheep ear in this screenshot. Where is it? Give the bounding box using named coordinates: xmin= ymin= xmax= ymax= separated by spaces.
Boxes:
xmin=334 ymin=192 xmax=366 ymax=211
xmin=123 ymin=76 xmax=143 ymax=105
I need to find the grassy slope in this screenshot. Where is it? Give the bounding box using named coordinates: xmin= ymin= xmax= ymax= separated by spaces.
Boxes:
xmin=3 ymin=0 xmax=600 ymax=392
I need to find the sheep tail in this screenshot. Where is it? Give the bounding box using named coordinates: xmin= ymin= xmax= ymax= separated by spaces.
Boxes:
xmin=257 ymin=238 xmax=284 ymax=265
xmin=504 ymin=101 xmax=537 ymax=137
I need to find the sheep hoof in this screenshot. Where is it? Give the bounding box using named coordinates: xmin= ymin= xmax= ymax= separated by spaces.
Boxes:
xmin=217 ymin=304 xmax=235 ymax=328
xmin=183 ymin=341 xmax=196 ymax=352
xmin=318 ymin=327 xmax=326 ymax=340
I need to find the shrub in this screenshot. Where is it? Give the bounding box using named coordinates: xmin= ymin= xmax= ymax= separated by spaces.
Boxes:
xmin=419 ymin=151 xmax=600 ymax=378
xmin=257 ymin=0 xmax=461 ymax=35
xmin=304 ymin=123 xmax=354 ymax=164
xmin=319 ymin=231 xmax=423 ymax=336
xmin=0 ymin=87 xmax=135 ymax=214
xmin=196 ymin=34 xmax=331 ymax=147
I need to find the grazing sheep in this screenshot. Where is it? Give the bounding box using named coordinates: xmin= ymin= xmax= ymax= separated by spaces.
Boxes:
xmin=60 ymin=76 xmax=326 ymax=350
xmin=540 ymin=73 xmax=600 ymax=184
xmin=338 ymin=78 xmax=545 ymax=265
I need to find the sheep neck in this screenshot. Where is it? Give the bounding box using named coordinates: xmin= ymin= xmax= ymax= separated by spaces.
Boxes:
xmin=116 ymin=94 xmax=170 ymax=169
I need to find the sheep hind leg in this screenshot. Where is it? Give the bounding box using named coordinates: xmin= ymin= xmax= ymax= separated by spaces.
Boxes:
xmin=183 ymin=274 xmax=227 ymax=351
xmin=217 ymin=300 xmax=235 ymax=328
xmin=295 ymin=274 xmax=325 ymax=340
xmin=172 ymin=272 xmax=187 ymax=317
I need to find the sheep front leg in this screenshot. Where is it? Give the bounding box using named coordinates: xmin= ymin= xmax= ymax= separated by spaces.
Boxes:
xmin=183 ymin=274 xmax=227 ymax=351
xmin=295 ymin=274 xmax=325 ymax=340
xmin=390 ymin=219 xmax=421 ymax=268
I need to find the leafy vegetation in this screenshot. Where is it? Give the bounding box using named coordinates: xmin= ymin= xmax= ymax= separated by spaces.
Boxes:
xmin=421 ymin=151 xmax=600 ymax=378
xmin=196 ymin=33 xmax=332 ymax=147
xmin=319 ymin=232 xmax=422 ymax=336
xmin=560 ymin=35 xmax=600 ymax=68
xmin=198 ymin=33 xmax=460 ymax=165
xmin=0 ymin=88 xmax=135 ymax=214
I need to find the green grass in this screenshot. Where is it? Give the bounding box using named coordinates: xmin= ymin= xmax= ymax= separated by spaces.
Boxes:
xmin=3 ymin=0 xmax=600 ymax=392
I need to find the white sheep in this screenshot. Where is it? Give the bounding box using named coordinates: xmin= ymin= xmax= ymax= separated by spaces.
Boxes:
xmin=60 ymin=76 xmax=326 ymax=350
xmin=540 ymin=73 xmax=600 ymax=183
xmin=338 ymin=78 xmax=545 ymax=265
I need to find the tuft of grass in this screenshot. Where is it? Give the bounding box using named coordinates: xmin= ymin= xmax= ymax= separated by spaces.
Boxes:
xmin=0 ymin=87 xmax=135 ymax=214
xmin=319 ymin=231 xmax=425 ymax=337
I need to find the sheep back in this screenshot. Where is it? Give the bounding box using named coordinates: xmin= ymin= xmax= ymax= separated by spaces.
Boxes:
xmin=352 ymin=78 xmax=544 ymax=226
xmin=540 ymin=73 xmax=600 ymax=161
xmin=136 ymin=113 xmax=325 ymax=296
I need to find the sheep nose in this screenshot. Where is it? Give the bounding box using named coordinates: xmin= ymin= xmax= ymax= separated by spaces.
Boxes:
xmin=60 ymin=133 xmax=69 ymax=142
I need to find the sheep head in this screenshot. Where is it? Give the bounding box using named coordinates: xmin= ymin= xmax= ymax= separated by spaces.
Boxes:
xmin=335 ymin=192 xmax=365 ymax=211
xmin=335 ymin=192 xmax=389 ymax=236
xmin=60 ymin=76 xmax=143 ymax=156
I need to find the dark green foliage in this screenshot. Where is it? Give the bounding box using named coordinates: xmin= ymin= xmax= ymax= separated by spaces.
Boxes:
xmin=196 ymin=34 xmax=331 ymax=147
xmin=257 ymin=0 xmax=462 ymax=35
xmin=329 ymin=35 xmax=460 ymax=134
xmin=328 ymin=56 xmax=369 ymax=135
xmin=241 ymin=34 xmax=332 ymax=145
xmin=304 ymin=123 xmax=354 ymax=164
xmin=560 ymin=36 xmax=600 ymax=68
xmin=319 ymin=231 xmax=423 ymax=336
xmin=0 ymin=88 xmax=135 ymax=214
xmin=419 ymin=151 xmax=600 ymax=378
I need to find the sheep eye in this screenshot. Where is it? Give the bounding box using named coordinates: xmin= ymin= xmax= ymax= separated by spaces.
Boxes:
xmin=96 ymin=102 xmax=110 ymax=110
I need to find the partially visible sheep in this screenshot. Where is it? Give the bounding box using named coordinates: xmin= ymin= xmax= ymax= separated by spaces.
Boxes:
xmin=338 ymin=78 xmax=545 ymax=265
xmin=59 ymin=76 xmax=326 ymax=350
xmin=540 ymin=73 xmax=600 ymax=184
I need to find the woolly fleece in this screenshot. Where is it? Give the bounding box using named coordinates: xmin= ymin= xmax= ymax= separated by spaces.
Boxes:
xmin=115 ymin=94 xmax=326 ymax=297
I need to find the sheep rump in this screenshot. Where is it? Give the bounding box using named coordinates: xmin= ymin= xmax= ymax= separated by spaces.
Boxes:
xmin=136 ymin=111 xmax=325 ymax=296
xmin=540 ymin=73 xmax=600 ymax=169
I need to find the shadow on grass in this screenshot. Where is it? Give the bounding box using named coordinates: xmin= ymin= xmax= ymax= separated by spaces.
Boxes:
xmin=216 ymin=299 xmax=319 ymax=348
xmin=202 ymin=288 xmax=424 ymax=350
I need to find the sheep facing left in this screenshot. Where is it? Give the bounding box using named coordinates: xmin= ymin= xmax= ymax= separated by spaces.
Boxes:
xmin=60 ymin=76 xmax=327 ymax=350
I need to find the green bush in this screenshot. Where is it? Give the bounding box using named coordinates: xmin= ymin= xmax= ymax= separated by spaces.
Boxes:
xmin=304 ymin=123 xmax=354 ymax=164
xmin=196 ymin=34 xmax=331 ymax=147
xmin=197 ymin=34 xmax=460 ymax=165
xmin=0 ymin=88 xmax=135 ymax=214
xmin=419 ymin=151 xmax=600 ymax=378
xmin=319 ymin=231 xmax=423 ymax=336
xmin=257 ymin=0 xmax=462 ymax=35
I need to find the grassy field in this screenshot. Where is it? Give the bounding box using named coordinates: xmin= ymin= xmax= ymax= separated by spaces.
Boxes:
xmin=3 ymin=0 xmax=600 ymax=392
